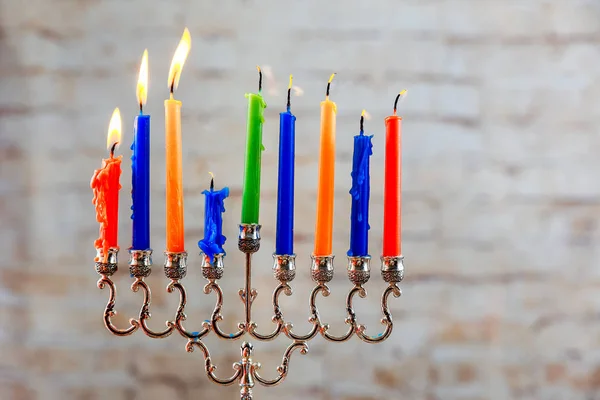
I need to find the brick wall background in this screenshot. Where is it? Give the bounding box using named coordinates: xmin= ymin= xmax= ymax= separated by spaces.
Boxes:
xmin=1 ymin=0 xmax=600 ymax=399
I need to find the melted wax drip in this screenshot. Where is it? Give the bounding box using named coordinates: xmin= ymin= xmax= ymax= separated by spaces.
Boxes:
xmin=198 ymin=187 xmax=229 ymax=262
xmin=90 ymin=156 xmax=122 ymax=261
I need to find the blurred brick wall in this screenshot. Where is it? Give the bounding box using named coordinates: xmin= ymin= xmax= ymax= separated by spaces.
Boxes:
xmin=1 ymin=0 xmax=600 ymax=399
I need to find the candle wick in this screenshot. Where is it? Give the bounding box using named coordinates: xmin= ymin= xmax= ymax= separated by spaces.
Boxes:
xmin=393 ymin=93 xmax=401 ymax=114
xmin=110 ymin=142 xmax=118 ymax=158
xmin=139 ymin=102 xmax=143 ymax=114
xmin=210 ymin=177 xmax=214 ymax=191
xmin=326 ymin=72 xmax=336 ymax=99
xmin=257 ymin=66 xmax=262 ymax=93
xmin=170 ymin=80 xmax=175 ymax=96
xmin=393 ymin=91 xmax=406 ymax=114
xmin=360 ymin=115 xmax=364 ymax=133
xmin=287 ymin=74 xmax=293 ymax=111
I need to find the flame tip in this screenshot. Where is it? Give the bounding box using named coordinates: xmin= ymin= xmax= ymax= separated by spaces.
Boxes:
xmin=167 ymin=28 xmax=192 ymax=92
xmin=106 ymin=108 xmax=122 ymax=151
xmin=137 ymin=49 xmax=149 ymax=106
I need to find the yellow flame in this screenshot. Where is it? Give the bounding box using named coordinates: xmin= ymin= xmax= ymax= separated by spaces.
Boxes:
xmin=256 ymin=65 xmax=261 ymax=74
xmin=106 ymin=108 xmax=122 ymax=150
xmin=168 ymin=28 xmax=191 ymax=92
xmin=399 ymin=89 xmax=408 ymax=97
xmin=137 ymin=49 xmax=148 ymax=107
xmin=328 ymin=73 xmax=336 ymax=83
xmin=288 ymin=74 xmax=293 ymax=90
xmin=208 ymin=171 xmax=215 ymax=180
xmin=361 ymin=109 xmax=366 ymax=117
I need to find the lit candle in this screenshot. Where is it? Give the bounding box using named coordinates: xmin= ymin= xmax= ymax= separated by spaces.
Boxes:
xmin=91 ymin=108 xmax=123 ymax=261
xmin=131 ymin=49 xmax=151 ymax=250
xmin=275 ymin=75 xmax=296 ymax=255
xmin=198 ymin=173 xmax=229 ymax=262
xmin=165 ymin=28 xmax=191 ymax=253
xmin=314 ymin=73 xmax=337 ymax=256
xmin=241 ymin=66 xmax=267 ymax=224
xmin=348 ymin=110 xmax=373 ymax=257
xmin=382 ymin=90 xmax=407 ymax=257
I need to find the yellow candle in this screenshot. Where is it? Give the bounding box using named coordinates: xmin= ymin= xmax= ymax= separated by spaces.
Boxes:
xmin=165 ymin=28 xmax=191 ymax=253
xmin=314 ymin=73 xmax=337 ymax=256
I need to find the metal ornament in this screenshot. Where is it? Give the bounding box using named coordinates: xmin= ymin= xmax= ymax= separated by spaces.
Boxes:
xmin=95 ymin=230 xmax=403 ymax=399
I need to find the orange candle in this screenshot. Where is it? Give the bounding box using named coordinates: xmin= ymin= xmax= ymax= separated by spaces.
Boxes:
xmin=314 ymin=73 xmax=337 ymax=256
xmin=165 ymin=28 xmax=191 ymax=253
xmin=91 ymin=108 xmax=122 ymax=261
xmin=382 ymin=90 xmax=407 ymax=257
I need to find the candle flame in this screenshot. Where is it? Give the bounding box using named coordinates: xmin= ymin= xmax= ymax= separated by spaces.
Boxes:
xmin=168 ymin=28 xmax=191 ymax=92
xmin=208 ymin=171 xmax=215 ymax=180
xmin=137 ymin=49 xmax=148 ymax=107
xmin=399 ymin=89 xmax=408 ymax=98
xmin=106 ymin=108 xmax=121 ymax=151
xmin=328 ymin=73 xmax=336 ymax=84
xmin=288 ymin=75 xmax=293 ymax=90
xmin=362 ymin=109 xmax=371 ymax=120
xmin=292 ymin=86 xmax=304 ymax=96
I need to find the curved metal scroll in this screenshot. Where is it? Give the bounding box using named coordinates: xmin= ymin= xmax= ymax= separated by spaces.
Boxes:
xmin=97 ymin=276 xmax=139 ymax=336
xmin=253 ymin=341 xmax=309 ymax=386
xmin=248 ymin=283 xmax=293 ymax=341
xmin=131 ymin=278 xmax=175 ymax=339
xmin=186 ymin=340 xmax=243 ymax=385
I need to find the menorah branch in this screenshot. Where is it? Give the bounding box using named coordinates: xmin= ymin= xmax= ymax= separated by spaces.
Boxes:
xmin=252 ymin=341 xmax=309 ymax=387
xmin=186 ymin=340 xmax=243 ymax=385
xmin=96 ymin=248 xmax=139 ymax=336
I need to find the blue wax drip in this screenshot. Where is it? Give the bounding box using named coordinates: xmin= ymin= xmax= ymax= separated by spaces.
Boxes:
xmin=348 ymin=131 xmax=373 ymax=257
xmin=198 ymin=186 xmax=229 ymax=262
xmin=131 ymin=114 xmax=151 ymax=250
xmin=275 ymin=110 xmax=296 ymax=255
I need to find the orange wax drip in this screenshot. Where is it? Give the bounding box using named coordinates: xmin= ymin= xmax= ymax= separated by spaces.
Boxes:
xmin=165 ymin=97 xmax=185 ymax=252
xmin=382 ymin=115 xmax=402 ymax=256
xmin=314 ymin=98 xmax=337 ymax=256
xmin=91 ymin=155 xmax=122 ymax=261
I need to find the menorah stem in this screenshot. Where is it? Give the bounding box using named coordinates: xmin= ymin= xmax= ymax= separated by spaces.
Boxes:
xmin=245 ymin=253 xmax=252 ymax=328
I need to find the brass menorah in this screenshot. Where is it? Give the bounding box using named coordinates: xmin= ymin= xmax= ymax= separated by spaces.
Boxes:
xmin=94 ymin=223 xmax=404 ymax=400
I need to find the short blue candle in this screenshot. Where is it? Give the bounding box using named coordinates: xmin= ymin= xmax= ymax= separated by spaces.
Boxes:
xmin=275 ymin=77 xmax=297 ymax=255
xmin=198 ymin=178 xmax=229 ymax=261
xmin=348 ymin=112 xmax=373 ymax=257
xmin=131 ymin=113 xmax=151 ymax=250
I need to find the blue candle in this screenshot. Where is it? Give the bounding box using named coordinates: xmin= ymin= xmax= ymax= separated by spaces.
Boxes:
xmin=131 ymin=114 xmax=151 ymax=250
xmin=348 ymin=110 xmax=373 ymax=257
xmin=198 ymin=176 xmax=229 ymax=261
xmin=131 ymin=49 xmax=151 ymax=250
xmin=275 ymin=75 xmax=297 ymax=255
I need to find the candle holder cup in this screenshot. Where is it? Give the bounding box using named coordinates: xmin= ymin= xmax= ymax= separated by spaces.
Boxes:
xmin=94 ymin=224 xmax=403 ymax=399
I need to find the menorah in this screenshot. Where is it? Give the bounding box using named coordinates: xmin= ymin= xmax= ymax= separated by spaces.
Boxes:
xmin=94 ymin=223 xmax=404 ymax=399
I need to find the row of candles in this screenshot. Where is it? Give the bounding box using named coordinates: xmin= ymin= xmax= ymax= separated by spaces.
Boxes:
xmin=91 ymin=28 xmax=404 ymax=264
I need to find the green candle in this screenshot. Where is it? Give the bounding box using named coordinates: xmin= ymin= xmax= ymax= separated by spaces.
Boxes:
xmin=241 ymin=67 xmax=267 ymax=224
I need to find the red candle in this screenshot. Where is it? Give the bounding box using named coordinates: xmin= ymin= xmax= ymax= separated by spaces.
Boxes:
xmin=382 ymin=91 xmax=406 ymax=257
xmin=91 ymin=108 xmax=123 ymax=261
